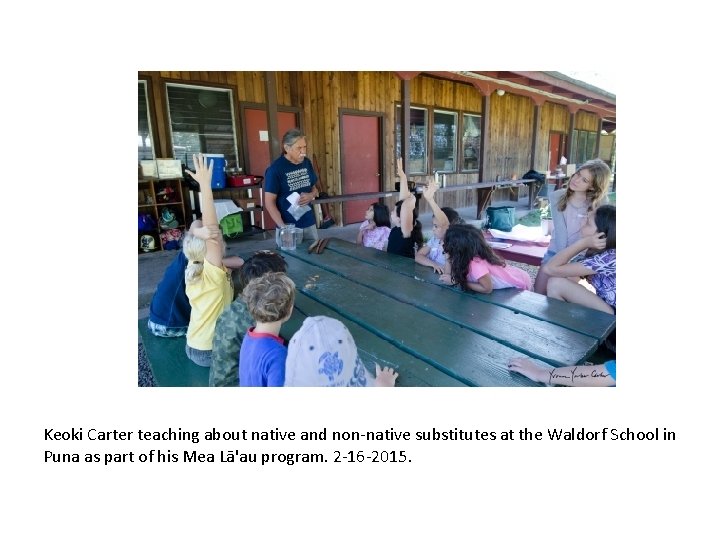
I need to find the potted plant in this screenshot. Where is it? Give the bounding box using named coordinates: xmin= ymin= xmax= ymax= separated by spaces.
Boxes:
xmin=540 ymin=201 xmax=553 ymax=235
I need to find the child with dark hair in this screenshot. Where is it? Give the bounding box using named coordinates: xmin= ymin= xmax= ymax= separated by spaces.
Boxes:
xmin=543 ymin=204 xmax=616 ymax=314
xmin=415 ymin=180 xmax=463 ymax=273
xmin=356 ymin=202 xmax=392 ymax=251
xmin=239 ymin=272 xmax=296 ymax=387
xmin=210 ymin=251 xmax=288 ymax=387
xmin=440 ymin=224 xmax=531 ymax=293
xmin=386 ymin=158 xmax=423 ymax=259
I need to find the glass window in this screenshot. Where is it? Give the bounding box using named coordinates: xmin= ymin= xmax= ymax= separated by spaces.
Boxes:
xmin=432 ymin=110 xmax=457 ymax=173
xmin=138 ymin=81 xmax=154 ymax=162
xmin=166 ymin=84 xmax=239 ymax=169
xmin=408 ymin=107 xmax=428 ymax=174
xmin=461 ymin=113 xmax=481 ymax=171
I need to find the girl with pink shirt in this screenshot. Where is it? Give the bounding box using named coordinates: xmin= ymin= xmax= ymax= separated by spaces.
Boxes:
xmin=356 ymin=202 xmax=392 ymax=251
xmin=440 ymin=224 xmax=531 ymax=293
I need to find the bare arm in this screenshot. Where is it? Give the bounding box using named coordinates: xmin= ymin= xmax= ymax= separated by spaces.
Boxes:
xmin=422 ymin=180 xmax=449 ymax=229
xmin=397 ymin=157 xmax=411 ymax=201
xmin=466 ymin=273 xmax=493 ymax=294
xmin=357 ymin=220 xmax=374 ymax=245
xmin=400 ymin=196 xmax=416 ymax=238
xmin=544 ymin=234 xmax=606 ymax=278
xmin=263 ymin=192 xmax=285 ymax=228
xmin=222 ymin=256 xmax=245 ymax=270
xmin=187 ymin=154 xmax=223 ymax=268
xmin=508 ymin=357 xmax=615 ymax=387
xmin=415 ymin=245 xmax=444 ymax=274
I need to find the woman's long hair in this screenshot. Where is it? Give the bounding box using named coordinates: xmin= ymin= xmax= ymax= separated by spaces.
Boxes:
xmin=558 ymin=158 xmax=612 ymax=212
xmin=443 ymin=224 xmax=505 ymax=290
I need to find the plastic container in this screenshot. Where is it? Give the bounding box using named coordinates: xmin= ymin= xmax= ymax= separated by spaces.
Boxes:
xmin=278 ymin=225 xmax=297 ymax=251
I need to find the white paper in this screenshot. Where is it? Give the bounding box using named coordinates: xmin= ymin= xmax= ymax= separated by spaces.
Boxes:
xmin=259 ymin=130 xmax=269 ymax=141
xmin=488 ymin=224 xmax=551 ymax=243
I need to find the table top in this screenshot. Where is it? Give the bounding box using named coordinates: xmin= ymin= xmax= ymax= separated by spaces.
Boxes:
xmin=271 ymin=238 xmax=615 ymax=387
xmin=482 ymin=230 xmax=549 ymax=267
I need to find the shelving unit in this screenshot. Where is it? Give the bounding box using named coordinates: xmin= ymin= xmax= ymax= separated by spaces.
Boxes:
xmin=187 ymin=179 xmax=267 ymax=236
xmin=138 ymin=177 xmax=186 ymax=254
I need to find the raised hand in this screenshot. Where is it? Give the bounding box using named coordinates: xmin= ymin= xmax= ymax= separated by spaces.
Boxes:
xmin=187 ymin=154 xmax=213 ymax=188
xmin=422 ymin=179 xmax=440 ymax=201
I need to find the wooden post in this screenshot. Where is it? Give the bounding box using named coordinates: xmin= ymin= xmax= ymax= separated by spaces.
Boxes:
xmin=265 ymin=71 xmax=281 ymax=160
xmin=477 ymin=94 xmax=491 ymax=218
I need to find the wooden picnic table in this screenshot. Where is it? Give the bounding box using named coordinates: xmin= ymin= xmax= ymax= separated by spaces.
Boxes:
xmin=278 ymin=238 xmax=615 ymax=387
xmin=138 ymin=237 xmax=614 ymax=387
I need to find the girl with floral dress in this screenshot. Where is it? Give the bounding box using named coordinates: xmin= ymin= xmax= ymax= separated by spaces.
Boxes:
xmin=543 ymin=205 xmax=616 ymax=315
xmin=356 ymin=203 xmax=392 ymax=251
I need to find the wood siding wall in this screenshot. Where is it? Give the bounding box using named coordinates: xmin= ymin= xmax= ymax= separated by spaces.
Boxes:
xmin=140 ymin=71 xmax=603 ymax=224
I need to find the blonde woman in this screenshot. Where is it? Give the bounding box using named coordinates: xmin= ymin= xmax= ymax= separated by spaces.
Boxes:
xmin=534 ymin=159 xmax=611 ymax=295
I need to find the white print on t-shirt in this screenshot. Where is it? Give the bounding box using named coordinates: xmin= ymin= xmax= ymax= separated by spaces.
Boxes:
xmin=286 ymin=168 xmax=311 ymax=191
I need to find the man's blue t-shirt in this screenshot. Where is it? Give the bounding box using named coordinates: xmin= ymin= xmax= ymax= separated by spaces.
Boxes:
xmin=264 ymin=154 xmax=317 ymax=228
xmin=238 ymin=329 xmax=287 ymax=387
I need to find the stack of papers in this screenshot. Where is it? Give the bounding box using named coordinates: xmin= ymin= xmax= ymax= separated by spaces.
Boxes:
xmin=489 ymin=224 xmax=551 ymax=244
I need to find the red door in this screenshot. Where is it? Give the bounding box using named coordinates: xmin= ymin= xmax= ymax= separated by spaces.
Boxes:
xmin=243 ymin=109 xmax=298 ymax=229
xmin=341 ymin=114 xmax=381 ymax=224
xmin=548 ymin=132 xmax=561 ymax=171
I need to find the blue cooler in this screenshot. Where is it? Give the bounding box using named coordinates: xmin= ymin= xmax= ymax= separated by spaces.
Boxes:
xmin=204 ymin=154 xmax=226 ymax=189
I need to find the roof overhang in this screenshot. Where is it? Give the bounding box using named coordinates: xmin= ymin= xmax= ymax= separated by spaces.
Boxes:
xmin=413 ymin=71 xmax=616 ymax=127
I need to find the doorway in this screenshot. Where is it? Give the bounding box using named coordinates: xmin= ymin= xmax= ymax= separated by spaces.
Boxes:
xmin=340 ymin=113 xmax=382 ymax=224
xmin=548 ymin=131 xmax=567 ymax=171
xmin=242 ymin=108 xmax=298 ymax=229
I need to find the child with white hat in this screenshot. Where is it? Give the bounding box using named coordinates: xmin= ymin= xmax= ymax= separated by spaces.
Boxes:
xmin=284 ymin=316 xmax=398 ymax=387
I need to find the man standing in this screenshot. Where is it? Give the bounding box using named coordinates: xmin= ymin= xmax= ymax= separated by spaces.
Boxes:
xmin=264 ymin=129 xmax=319 ymax=242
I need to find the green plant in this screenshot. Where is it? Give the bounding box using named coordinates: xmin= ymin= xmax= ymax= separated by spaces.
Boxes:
xmin=540 ymin=204 xmax=551 ymax=219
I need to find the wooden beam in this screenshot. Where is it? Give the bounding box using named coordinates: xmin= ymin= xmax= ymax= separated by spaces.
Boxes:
xmin=265 ymin=71 xmax=281 ymax=159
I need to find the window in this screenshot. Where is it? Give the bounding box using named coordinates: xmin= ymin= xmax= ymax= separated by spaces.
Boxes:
xmin=395 ymin=105 xmax=428 ymax=174
xmin=396 ymin=105 xmax=477 ymax=175
xmin=166 ymin=84 xmax=239 ymax=169
xmin=461 ymin=113 xmax=481 ymax=171
xmin=432 ymin=110 xmax=457 ymax=173
xmin=138 ymin=81 xmax=154 ymax=162
xmin=571 ymin=129 xmax=598 ymax=164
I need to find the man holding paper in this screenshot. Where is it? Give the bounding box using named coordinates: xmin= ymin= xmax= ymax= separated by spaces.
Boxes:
xmin=264 ymin=129 xmax=320 ymax=242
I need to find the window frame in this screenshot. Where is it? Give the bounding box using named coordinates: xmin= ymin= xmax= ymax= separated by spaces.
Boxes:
xmin=396 ymin=103 xmax=480 ymax=176
xmin=138 ymin=80 xmax=156 ymax=163
xmin=165 ymin=82 xmax=240 ymax=170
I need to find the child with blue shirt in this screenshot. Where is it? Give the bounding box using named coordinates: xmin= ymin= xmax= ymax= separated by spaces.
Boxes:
xmin=238 ymin=272 xmax=296 ymax=387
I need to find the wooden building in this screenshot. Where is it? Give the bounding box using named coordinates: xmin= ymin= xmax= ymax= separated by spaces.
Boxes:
xmin=138 ymin=71 xmax=616 ymax=235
